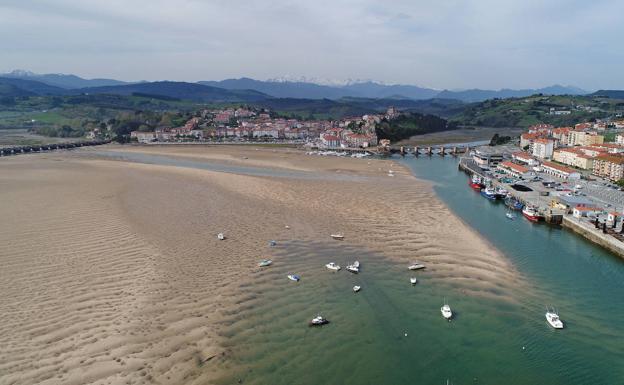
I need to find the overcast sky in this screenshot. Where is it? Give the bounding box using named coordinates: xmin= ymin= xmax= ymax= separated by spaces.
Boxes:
xmin=1 ymin=0 xmax=623 ymax=90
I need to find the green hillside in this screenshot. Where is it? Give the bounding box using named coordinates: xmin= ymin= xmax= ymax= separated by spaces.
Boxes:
xmin=452 ymin=94 xmax=624 ymax=128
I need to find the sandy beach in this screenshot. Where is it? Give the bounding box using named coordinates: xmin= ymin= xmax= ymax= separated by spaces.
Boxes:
xmin=0 ymin=144 xmax=523 ymax=384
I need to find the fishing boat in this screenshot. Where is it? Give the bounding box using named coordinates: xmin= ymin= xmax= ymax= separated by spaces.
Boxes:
xmin=410 ymin=277 xmax=418 ymax=285
xmin=469 ymin=174 xmax=483 ymax=190
xmin=330 ymin=233 xmax=344 ymax=240
xmin=258 ymin=259 xmax=272 ymax=267
xmin=269 ymin=240 xmax=277 ymax=247
xmin=346 ymin=261 xmax=360 ymax=274
xmin=408 ymin=263 xmax=426 ymax=270
xmin=217 ymin=233 xmax=225 ymax=240
xmin=522 ymin=206 xmax=542 ymax=222
xmin=353 ymin=285 xmax=361 ymax=292
xmin=284 ymin=225 xmax=290 ymax=229
xmin=441 ymin=299 xmax=453 ymax=320
xmin=494 ymin=186 xmax=509 ymax=199
xmin=325 ymin=262 xmax=341 ymax=271
xmin=505 ymin=197 xmax=524 ymax=211
xmin=545 ymin=307 xmax=564 ymax=329
xmin=287 ymin=274 xmax=300 ymax=282
xmin=506 ymin=212 xmax=516 ymax=220
xmin=480 ymin=186 xmax=498 ymax=200
xmin=309 ymin=315 xmax=329 ymax=326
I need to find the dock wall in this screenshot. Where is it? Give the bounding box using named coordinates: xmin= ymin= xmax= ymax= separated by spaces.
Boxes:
xmin=562 ymin=216 xmax=624 ymax=259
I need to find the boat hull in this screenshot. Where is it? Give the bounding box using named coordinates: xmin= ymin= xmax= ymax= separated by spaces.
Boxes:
xmin=480 ymin=191 xmax=498 ymax=200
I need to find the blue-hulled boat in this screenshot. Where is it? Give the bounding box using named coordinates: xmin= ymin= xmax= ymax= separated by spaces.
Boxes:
xmin=505 ymin=197 xmax=524 ymax=210
xmin=480 ymin=186 xmax=497 ymax=200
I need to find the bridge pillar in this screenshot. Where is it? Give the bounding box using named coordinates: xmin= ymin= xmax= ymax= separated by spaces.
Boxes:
xmin=426 ymin=147 xmax=432 ymax=156
xmin=414 ymin=146 xmax=419 ymax=156
xmin=440 ymin=146 xmax=445 ymax=156
xmin=400 ymin=146 xmax=405 ymax=156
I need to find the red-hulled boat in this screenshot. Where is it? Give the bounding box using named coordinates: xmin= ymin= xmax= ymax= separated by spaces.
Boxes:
xmin=469 ymin=174 xmax=483 ymax=190
xmin=522 ymin=206 xmax=543 ymax=222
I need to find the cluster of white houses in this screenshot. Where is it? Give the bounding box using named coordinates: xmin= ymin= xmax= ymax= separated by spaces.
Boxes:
xmin=130 ymin=107 xmax=391 ymax=149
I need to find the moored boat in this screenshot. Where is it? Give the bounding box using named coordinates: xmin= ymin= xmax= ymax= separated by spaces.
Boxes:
xmin=506 ymin=212 xmax=516 ymax=220
xmin=408 ymin=263 xmax=426 ymax=270
xmin=309 ymin=315 xmax=329 ymax=326
xmin=258 ymin=259 xmax=272 ymax=267
xmin=217 ymin=233 xmax=225 ymax=240
xmin=353 ymin=285 xmax=361 ymax=292
xmin=480 ymin=186 xmax=498 ymax=200
xmin=326 ymin=262 xmax=341 ymax=271
xmin=346 ymin=261 xmax=360 ymax=273
xmin=469 ymin=174 xmax=483 ymax=190
xmin=410 ymin=277 xmax=418 ymax=285
xmin=494 ymin=186 xmax=509 ymax=199
xmin=522 ymin=206 xmax=543 ymax=222
xmin=441 ymin=301 xmax=453 ymax=320
xmin=505 ymin=197 xmax=524 ymax=211
xmin=330 ymin=233 xmax=344 ymax=240
xmin=545 ymin=307 xmax=564 ymax=329
xmin=287 ymin=274 xmax=300 ymax=282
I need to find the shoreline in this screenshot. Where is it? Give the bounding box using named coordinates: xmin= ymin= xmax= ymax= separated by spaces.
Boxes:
xmin=0 ymin=145 xmax=525 ymax=384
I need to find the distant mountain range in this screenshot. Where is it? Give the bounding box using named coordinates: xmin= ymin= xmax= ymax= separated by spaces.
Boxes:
xmin=0 ymin=70 xmax=596 ymax=104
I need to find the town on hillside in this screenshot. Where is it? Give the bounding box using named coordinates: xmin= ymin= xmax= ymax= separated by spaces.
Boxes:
xmin=124 ymin=106 xmax=403 ymax=150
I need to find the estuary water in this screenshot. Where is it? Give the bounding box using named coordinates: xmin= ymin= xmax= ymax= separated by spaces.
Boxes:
xmin=211 ymin=156 xmax=624 ymax=385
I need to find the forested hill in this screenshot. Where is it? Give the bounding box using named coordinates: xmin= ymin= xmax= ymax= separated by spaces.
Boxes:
xmin=375 ymin=113 xmax=457 ymax=142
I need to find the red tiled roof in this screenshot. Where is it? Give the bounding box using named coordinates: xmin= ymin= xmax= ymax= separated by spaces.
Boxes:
xmin=542 ymin=161 xmax=578 ymax=174
xmin=499 ymin=161 xmax=529 ymax=173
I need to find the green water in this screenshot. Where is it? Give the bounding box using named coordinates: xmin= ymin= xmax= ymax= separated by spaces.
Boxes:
xmin=210 ymin=156 xmax=624 ymax=385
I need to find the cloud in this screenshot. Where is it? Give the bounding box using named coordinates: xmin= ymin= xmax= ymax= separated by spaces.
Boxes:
xmin=1 ymin=0 xmax=623 ymax=89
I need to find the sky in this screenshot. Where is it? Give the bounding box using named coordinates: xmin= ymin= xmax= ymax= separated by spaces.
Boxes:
xmin=1 ymin=0 xmax=623 ymax=90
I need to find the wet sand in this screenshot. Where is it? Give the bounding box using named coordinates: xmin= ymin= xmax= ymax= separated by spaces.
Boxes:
xmin=0 ymin=145 xmax=523 ymax=384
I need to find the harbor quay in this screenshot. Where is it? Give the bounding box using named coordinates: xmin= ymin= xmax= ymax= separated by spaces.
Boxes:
xmin=458 ymin=153 xmax=624 ymax=259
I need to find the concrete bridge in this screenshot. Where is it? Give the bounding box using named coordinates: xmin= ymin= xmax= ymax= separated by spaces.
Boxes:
xmin=0 ymin=140 xmax=110 ymax=157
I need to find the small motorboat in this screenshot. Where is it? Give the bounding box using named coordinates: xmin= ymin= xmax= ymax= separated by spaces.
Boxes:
xmin=353 ymin=285 xmax=361 ymax=292
xmin=217 ymin=233 xmax=225 ymax=240
xmin=309 ymin=315 xmax=329 ymax=326
xmin=545 ymin=307 xmax=564 ymax=329
xmin=346 ymin=261 xmax=360 ymax=273
xmin=410 ymin=277 xmax=418 ymax=285
xmin=258 ymin=259 xmax=272 ymax=267
xmin=441 ymin=298 xmax=452 ymax=320
xmin=330 ymin=234 xmax=344 ymax=240
xmin=287 ymin=274 xmax=300 ymax=282
xmin=325 ymin=262 xmax=341 ymax=271
xmin=285 ymin=225 xmax=290 ymax=229
xmin=506 ymin=212 xmax=516 ymax=220
xmin=408 ymin=263 xmax=426 ymax=271
xmin=269 ymin=240 xmax=277 ymax=247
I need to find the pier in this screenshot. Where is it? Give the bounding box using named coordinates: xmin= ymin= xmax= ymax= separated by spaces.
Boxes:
xmin=0 ymin=140 xmax=110 ymax=157
xmin=458 ymin=156 xmax=624 ymax=258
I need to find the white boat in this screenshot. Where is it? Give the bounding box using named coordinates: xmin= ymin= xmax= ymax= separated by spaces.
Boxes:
xmin=330 ymin=233 xmax=344 ymax=240
xmin=506 ymin=212 xmax=516 ymax=220
xmin=408 ymin=263 xmax=426 ymax=270
xmin=217 ymin=233 xmax=225 ymax=240
xmin=325 ymin=262 xmax=341 ymax=271
xmin=287 ymin=274 xmax=300 ymax=282
xmin=258 ymin=259 xmax=272 ymax=267
xmin=346 ymin=261 xmax=360 ymax=273
xmin=441 ymin=299 xmax=453 ymax=320
xmin=309 ymin=315 xmax=329 ymax=326
xmin=353 ymin=285 xmax=361 ymax=292
xmin=545 ymin=307 xmax=564 ymax=329
xmin=410 ymin=277 xmax=418 ymax=285
xmin=285 ymin=225 xmax=290 ymax=229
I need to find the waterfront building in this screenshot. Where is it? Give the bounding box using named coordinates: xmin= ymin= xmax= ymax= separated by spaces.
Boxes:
xmin=512 ymin=151 xmax=539 ymax=166
xmin=592 ymin=154 xmax=624 ymax=181
xmin=541 ymin=161 xmax=581 ymax=180
xmin=532 ymin=139 xmax=554 ymax=159
xmin=553 ymin=195 xmax=596 ymax=213
xmin=473 ymin=147 xmax=505 ymax=168
xmin=616 ymin=134 xmax=624 ymax=145
xmin=552 ymin=148 xmax=594 ymax=170
xmin=320 ymin=134 xmax=341 ymax=148
xmin=573 ymin=206 xmax=602 ymax=219
xmin=130 ymin=131 xmax=157 ymax=143
xmin=551 ymin=127 xmax=571 ymax=146
xmin=520 ymin=132 xmax=546 ymax=149
xmin=497 ymin=161 xmax=532 ymax=179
